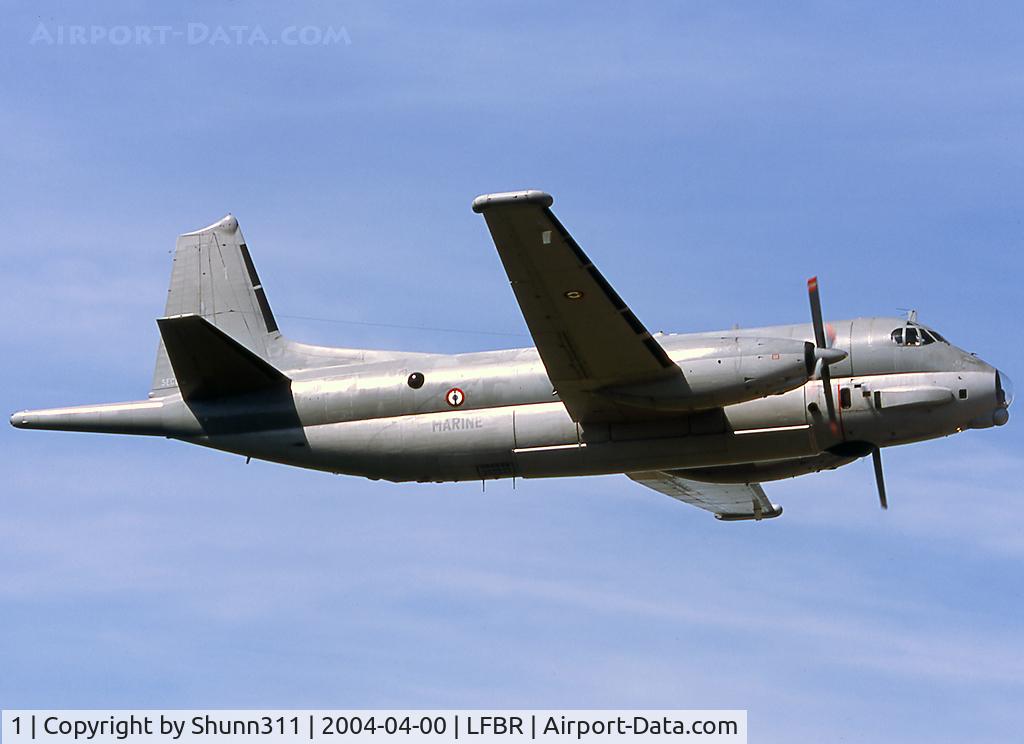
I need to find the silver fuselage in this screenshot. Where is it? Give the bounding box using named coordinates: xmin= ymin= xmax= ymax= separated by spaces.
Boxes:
xmin=22 ymin=315 xmax=996 ymax=483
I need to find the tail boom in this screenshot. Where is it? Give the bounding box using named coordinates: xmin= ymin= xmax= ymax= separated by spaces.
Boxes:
xmin=10 ymin=399 xmax=170 ymax=435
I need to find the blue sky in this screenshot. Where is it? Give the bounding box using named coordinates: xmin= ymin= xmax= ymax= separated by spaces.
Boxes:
xmin=2 ymin=2 xmax=1022 ymax=741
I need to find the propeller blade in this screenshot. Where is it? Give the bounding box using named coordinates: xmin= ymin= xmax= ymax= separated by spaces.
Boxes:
xmin=807 ymin=276 xmax=828 ymax=350
xmin=807 ymin=276 xmax=843 ymax=434
xmin=820 ymin=365 xmax=839 ymax=435
xmin=872 ymin=447 xmax=888 ymax=510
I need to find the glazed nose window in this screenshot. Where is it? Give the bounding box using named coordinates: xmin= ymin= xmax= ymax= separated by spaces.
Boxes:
xmin=997 ymin=371 xmax=1013 ymax=408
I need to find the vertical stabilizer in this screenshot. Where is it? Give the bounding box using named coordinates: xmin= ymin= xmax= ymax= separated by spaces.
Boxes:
xmin=151 ymin=215 xmax=281 ymax=396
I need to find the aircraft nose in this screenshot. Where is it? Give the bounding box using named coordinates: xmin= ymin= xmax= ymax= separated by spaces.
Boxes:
xmin=988 ymin=370 xmax=1012 ymax=427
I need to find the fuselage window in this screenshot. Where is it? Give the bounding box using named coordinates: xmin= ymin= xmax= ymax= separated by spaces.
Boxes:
xmin=840 ymin=387 xmax=852 ymax=409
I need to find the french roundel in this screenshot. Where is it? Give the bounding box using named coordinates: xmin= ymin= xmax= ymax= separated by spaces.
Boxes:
xmin=445 ymin=387 xmax=465 ymax=407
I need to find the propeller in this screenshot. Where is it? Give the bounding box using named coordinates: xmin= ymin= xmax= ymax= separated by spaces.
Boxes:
xmin=871 ymin=447 xmax=888 ymax=510
xmin=806 ymin=277 xmax=888 ymax=510
xmin=806 ymin=277 xmax=847 ymax=434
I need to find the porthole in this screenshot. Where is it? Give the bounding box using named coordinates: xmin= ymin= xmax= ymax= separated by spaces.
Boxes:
xmin=407 ymin=372 xmax=425 ymax=389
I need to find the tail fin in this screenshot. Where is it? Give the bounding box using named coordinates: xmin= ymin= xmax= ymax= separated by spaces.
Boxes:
xmin=151 ymin=215 xmax=281 ymax=396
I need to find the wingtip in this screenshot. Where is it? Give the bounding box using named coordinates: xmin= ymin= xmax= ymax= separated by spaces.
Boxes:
xmin=472 ymin=190 xmax=553 ymax=213
xmin=715 ymin=505 xmax=783 ymax=522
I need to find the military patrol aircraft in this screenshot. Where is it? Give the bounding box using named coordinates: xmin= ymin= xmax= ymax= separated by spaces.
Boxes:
xmin=10 ymin=190 xmax=1013 ymax=520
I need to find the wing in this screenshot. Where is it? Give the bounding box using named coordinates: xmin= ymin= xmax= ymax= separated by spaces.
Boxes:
xmin=473 ymin=190 xmax=680 ymax=422
xmin=627 ymin=471 xmax=783 ymax=521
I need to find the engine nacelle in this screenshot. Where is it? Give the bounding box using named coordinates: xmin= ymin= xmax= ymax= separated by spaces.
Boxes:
xmin=602 ymin=336 xmax=815 ymax=412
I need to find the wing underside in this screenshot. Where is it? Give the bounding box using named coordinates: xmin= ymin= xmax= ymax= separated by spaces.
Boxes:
xmin=628 ymin=470 xmax=783 ymax=521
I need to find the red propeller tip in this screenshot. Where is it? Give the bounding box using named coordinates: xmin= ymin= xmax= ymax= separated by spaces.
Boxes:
xmin=808 ymin=277 xmax=818 ymax=291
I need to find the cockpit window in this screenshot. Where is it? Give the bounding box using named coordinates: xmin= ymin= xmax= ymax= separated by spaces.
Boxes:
xmin=892 ymin=323 xmax=948 ymax=347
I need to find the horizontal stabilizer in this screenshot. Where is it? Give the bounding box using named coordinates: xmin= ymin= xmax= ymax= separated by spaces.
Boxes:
xmin=157 ymin=314 xmax=290 ymax=401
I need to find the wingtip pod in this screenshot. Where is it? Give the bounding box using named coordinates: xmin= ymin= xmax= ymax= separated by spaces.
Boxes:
xmin=715 ymin=504 xmax=784 ymax=521
xmin=181 ymin=213 xmax=239 ymax=237
xmin=472 ymin=190 xmax=553 ymax=213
